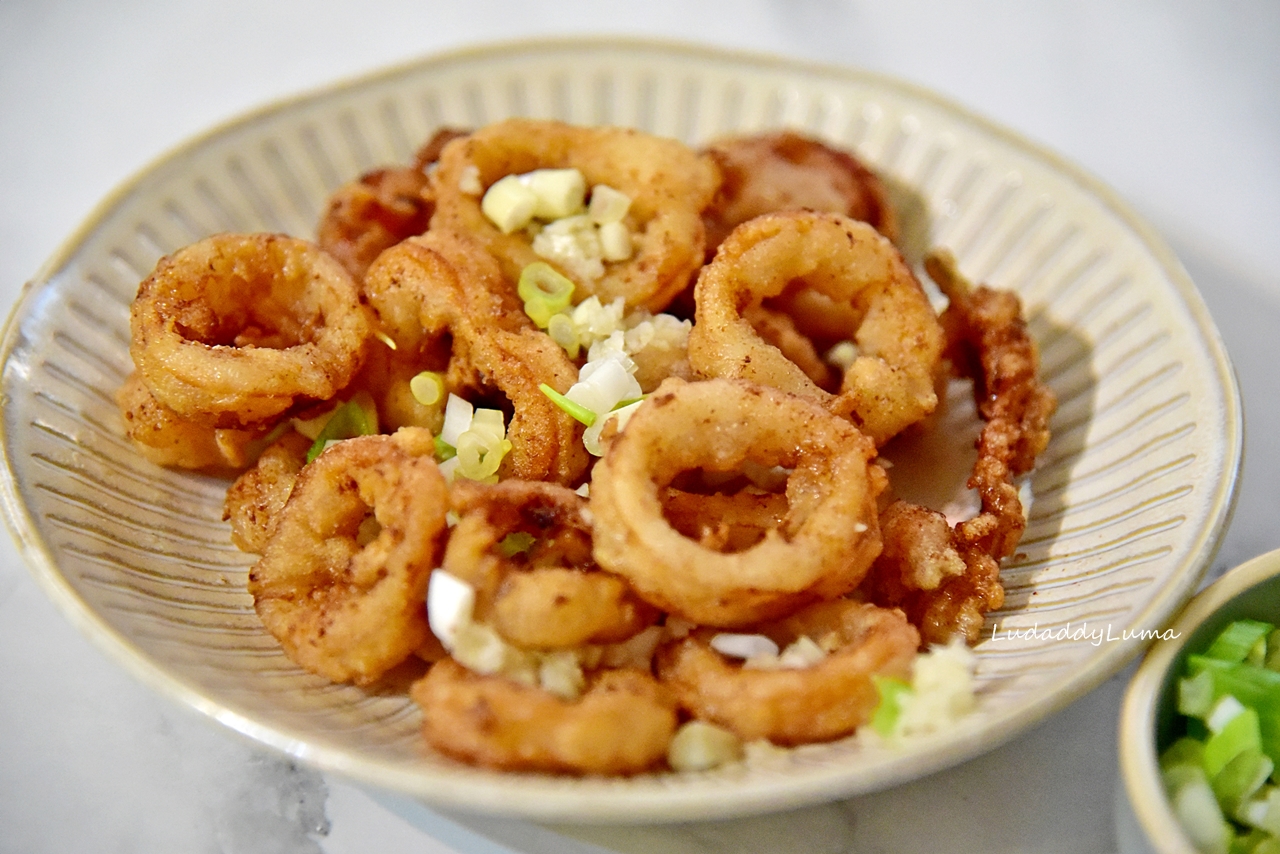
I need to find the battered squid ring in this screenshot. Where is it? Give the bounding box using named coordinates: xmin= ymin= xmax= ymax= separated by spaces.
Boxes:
xmin=589 ymin=377 xmax=884 ymax=628
xmin=430 ymin=117 xmax=721 ymax=312
xmin=361 ymin=230 xmax=588 ymax=485
xmin=687 ymin=211 xmax=944 ymax=445
xmin=656 ymin=600 xmax=920 ymax=744
xmin=443 ymin=479 xmax=658 ymax=649
xmin=248 ymin=428 xmax=449 ymax=685
xmin=700 ymin=129 xmax=899 ymax=254
xmin=130 ymin=233 xmax=372 ymax=428
xmin=317 ymin=127 xmax=468 ymax=280
xmin=411 ymin=659 xmax=677 ymax=775
xmin=116 ymin=370 xmax=271 ymax=471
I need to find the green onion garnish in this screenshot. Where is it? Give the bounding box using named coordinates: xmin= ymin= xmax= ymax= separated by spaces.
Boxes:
xmin=539 ymin=383 xmax=596 ymax=427
xmin=306 ymin=397 xmax=377 ymax=463
xmin=518 ymin=262 xmax=575 ymax=328
xmin=498 ymin=531 xmax=537 ymax=557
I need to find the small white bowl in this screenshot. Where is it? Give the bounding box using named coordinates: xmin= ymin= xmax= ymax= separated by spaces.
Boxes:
xmin=1118 ymin=548 xmax=1280 ymax=853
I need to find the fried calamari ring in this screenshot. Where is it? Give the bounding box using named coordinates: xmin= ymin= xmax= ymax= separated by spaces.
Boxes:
xmin=222 ymin=430 xmax=312 ymax=554
xmin=443 ymin=479 xmax=658 ymax=649
xmin=656 ymin=600 xmax=919 ymax=744
xmin=430 ymin=117 xmax=721 ymax=312
xmin=116 ymin=371 xmax=270 ymax=470
xmin=361 ymin=230 xmax=588 ymax=484
xmin=411 ymin=659 xmax=677 ymax=775
xmin=687 ymin=211 xmax=944 ymax=445
xmin=590 ymin=377 xmax=884 ymax=627
xmin=701 ymin=130 xmax=898 ymax=253
xmin=248 ymin=428 xmax=448 ymax=685
xmin=862 ymin=249 xmax=1057 ymax=644
xmin=317 ymin=128 xmax=468 ymax=279
xmin=130 ymin=233 xmax=372 ymax=427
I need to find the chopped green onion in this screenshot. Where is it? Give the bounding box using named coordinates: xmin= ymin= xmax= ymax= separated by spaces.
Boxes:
xmin=539 ymin=383 xmax=596 ymax=426
xmin=409 ymin=371 xmax=444 ymax=406
xmin=1207 ymin=620 xmax=1276 ymax=665
xmin=434 ymin=435 xmax=456 ymax=462
xmin=870 ymin=674 xmax=913 ymax=738
xmin=1205 ymin=705 xmax=1262 ymax=778
xmin=306 ymin=396 xmax=378 ymax=463
xmin=1181 ymin=669 xmax=1218 ymax=718
xmin=373 ymin=329 xmax=398 ymax=350
xmin=1163 ymin=620 xmax=1280 ymax=851
xmin=499 ymin=531 xmax=536 ymax=557
xmin=518 ymin=262 xmax=576 ymax=328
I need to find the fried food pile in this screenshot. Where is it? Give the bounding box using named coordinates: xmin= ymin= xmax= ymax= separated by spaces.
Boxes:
xmin=118 ymin=118 xmax=1055 ymax=776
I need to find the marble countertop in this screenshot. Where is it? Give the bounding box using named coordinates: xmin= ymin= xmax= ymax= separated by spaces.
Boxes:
xmin=2 ymin=2 xmax=1278 ymax=851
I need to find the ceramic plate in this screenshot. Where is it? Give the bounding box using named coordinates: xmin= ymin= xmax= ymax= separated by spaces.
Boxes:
xmin=0 ymin=37 xmax=1241 ymax=823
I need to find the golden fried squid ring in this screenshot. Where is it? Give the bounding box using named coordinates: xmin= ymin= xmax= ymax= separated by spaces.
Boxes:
xmin=701 ymin=130 xmax=899 ymax=253
xmin=317 ymin=128 xmax=468 ymax=280
xmin=129 ymin=233 xmax=372 ymax=427
xmin=411 ymin=659 xmax=677 ymax=775
xmin=443 ymin=479 xmax=658 ymax=648
xmin=116 ymin=371 xmax=270 ymax=470
xmin=687 ymin=211 xmax=944 ymax=445
xmin=248 ymin=429 xmax=448 ymax=685
xmin=590 ymin=377 xmax=884 ymax=627
xmin=222 ymin=430 xmax=312 ymax=553
xmin=361 ymin=230 xmax=589 ymax=484
xmin=656 ymin=600 xmax=919 ymax=744
xmin=863 ymin=250 xmax=1057 ymax=644
xmin=430 ymin=117 xmax=720 ymax=312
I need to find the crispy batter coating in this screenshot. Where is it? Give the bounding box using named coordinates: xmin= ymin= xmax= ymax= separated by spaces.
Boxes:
xmin=862 ymin=250 xmax=1056 ymax=644
xmin=430 ymin=118 xmax=721 ymax=312
xmin=688 ymin=211 xmax=944 ymax=445
xmin=443 ymin=479 xmax=658 ymax=649
xmin=129 ymin=233 xmax=372 ymax=428
xmin=222 ymin=430 xmax=312 ymax=553
xmin=701 ymin=130 xmax=898 ymax=252
xmin=412 ymin=659 xmax=677 ymax=775
xmin=248 ymin=429 xmax=448 ymax=685
xmin=590 ymin=377 xmax=884 ymax=627
xmin=656 ymin=600 xmax=919 ymax=744
xmin=318 ymin=128 xmax=468 ymax=280
xmin=116 ymin=370 xmax=269 ymax=470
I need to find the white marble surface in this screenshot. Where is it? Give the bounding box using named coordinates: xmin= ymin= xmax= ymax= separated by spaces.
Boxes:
xmin=2 ymin=2 xmax=1278 ymax=851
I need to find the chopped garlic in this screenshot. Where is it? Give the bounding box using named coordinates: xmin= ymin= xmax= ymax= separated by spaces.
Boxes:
xmin=742 ymin=635 xmax=828 ymax=670
xmin=458 ymin=164 xmax=483 ymax=196
xmin=480 ymin=174 xmax=538 ymax=234
xmin=521 ymin=168 xmax=587 ymax=220
xmin=587 ymin=184 xmax=632 ymax=224
xmin=711 ymin=633 xmax=780 ymax=660
xmin=477 ymin=168 xmax=635 ymax=283
xmin=531 ymin=214 xmax=605 ymax=282
xmin=668 ymin=721 xmax=744 ymax=773
xmin=891 ymin=638 xmax=979 ymax=739
xmin=597 ymin=220 xmax=632 ymax=262
xmin=538 ymin=651 xmax=587 ymax=700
